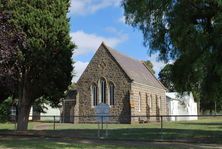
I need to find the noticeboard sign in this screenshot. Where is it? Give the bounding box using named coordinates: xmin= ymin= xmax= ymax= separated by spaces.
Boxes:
xmin=95 ymin=103 xmax=110 ymax=122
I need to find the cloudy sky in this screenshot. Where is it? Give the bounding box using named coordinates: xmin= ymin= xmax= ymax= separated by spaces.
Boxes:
xmin=70 ymin=0 xmax=167 ymax=82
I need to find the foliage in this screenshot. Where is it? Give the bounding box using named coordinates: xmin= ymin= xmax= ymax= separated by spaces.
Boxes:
xmin=0 ymin=1 xmax=25 ymax=103
xmin=1 ymin=0 xmax=75 ymax=130
xmin=68 ymin=83 xmax=77 ymax=90
xmin=158 ymin=64 xmax=174 ymax=91
xmin=143 ymin=60 xmax=155 ymax=74
xmin=123 ymin=0 xmax=222 ymax=111
xmin=0 ymin=97 xmax=12 ymax=122
xmin=8 ymin=0 xmax=75 ymax=101
xmin=32 ymin=97 xmax=50 ymax=113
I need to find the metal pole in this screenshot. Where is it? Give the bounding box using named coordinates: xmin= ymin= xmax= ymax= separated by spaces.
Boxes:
xmin=215 ymin=101 xmax=217 ymax=115
xmin=161 ymin=116 xmax=163 ymax=140
xmin=105 ymin=122 xmax=108 ymax=137
xmin=63 ymin=100 xmax=65 ymax=123
xmin=161 ymin=116 xmax=163 ymax=129
xmin=97 ymin=122 xmax=100 ymax=138
xmin=101 ymin=116 xmax=103 ymax=132
xmin=53 ymin=116 xmax=55 ymax=130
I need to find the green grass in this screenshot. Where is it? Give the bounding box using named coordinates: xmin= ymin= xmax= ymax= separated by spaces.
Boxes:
xmin=0 ymin=138 xmax=138 ymax=149
xmin=0 ymin=117 xmax=222 ymax=143
xmin=0 ymin=137 xmax=182 ymax=149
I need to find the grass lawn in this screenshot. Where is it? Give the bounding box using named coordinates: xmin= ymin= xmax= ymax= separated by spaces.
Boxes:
xmin=0 ymin=136 xmax=211 ymax=149
xmin=0 ymin=117 xmax=222 ymax=143
xmin=0 ymin=138 xmax=144 ymax=149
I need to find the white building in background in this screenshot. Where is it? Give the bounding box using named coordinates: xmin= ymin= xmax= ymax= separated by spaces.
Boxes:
xmin=166 ymin=92 xmax=198 ymax=121
xmin=29 ymin=104 xmax=62 ymax=121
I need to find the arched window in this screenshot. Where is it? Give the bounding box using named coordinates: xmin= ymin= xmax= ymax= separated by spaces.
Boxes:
xmin=101 ymin=78 xmax=106 ymax=103
xmin=109 ymin=82 xmax=115 ymax=105
xmin=91 ymin=83 xmax=97 ymax=107
xmin=138 ymin=92 xmax=141 ymax=112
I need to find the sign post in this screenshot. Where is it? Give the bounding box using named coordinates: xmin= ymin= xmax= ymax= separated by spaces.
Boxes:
xmin=95 ymin=103 xmax=110 ymax=138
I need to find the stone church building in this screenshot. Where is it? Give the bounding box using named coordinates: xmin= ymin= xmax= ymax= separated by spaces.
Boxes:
xmin=75 ymin=42 xmax=167 ymax=123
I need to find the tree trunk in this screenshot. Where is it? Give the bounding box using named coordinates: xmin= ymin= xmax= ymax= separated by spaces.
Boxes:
xmin=197 ymin=100 xmax=201 ymax=115
xmin=17 ymin=69 xmax=32 ymax=131
xmin=17 ymin=102 xmax=31 ymax=131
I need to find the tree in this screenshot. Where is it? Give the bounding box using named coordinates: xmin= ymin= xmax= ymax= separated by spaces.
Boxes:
xmin=3 ymin=0 xmax=75 ymax=130
xmin=0 ymin=1 xmax=25 ymax=103
xmin=143 ymin=60 xmax=155 ymax=74
xmin=158 ymin=64 xmax=174 ymax=92
xmin=123 ymin=0 xmax=222 ymax=112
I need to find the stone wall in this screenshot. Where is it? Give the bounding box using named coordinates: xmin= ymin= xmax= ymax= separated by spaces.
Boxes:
xmin=130 ymin=82 xmax=167 ymax=122
xmin=77 ymin=44 xmax=132 ymax=123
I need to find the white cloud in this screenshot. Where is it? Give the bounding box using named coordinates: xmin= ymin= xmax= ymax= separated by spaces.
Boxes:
xmin=147 ymin=53 xmax=168 ymax=78
xmin=118 ymin=16 xmax=126 ymax=24
xmin=71 ymin=30 xmax=128 ymax=56
xmin=70 ymin=0 xmax=122 ymax=15
xmin=72 ymin=61 xmax=89 ymax=82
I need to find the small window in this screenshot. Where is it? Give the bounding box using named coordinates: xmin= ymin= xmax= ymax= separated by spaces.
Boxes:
xmin=138 ymin=92 xmax=141 ymax=112
xmin=156 ymin=95 xmax=159 ymax=108
xmin=109 ymin=82 xmax=115 ymax=105
xmin=91 ymin=84 xmax=97 ymax=107
xmin=101 ymin=78 xmax=106 ymax=103
xmin=150 ymin=95 xmax=152 ymax=109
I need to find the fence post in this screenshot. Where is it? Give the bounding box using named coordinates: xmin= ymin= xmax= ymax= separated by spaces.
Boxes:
xmin=101 ymin=115 xmax=103 ymax=131
xmin=161 ymin=115 xmax=163 ymax=139
xmin=161 ymin=116 xmax=163 ymax=129
xmin=53 ymin=116 xmax=55 ymax=130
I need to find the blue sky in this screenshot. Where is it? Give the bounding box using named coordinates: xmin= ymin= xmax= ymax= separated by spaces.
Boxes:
xmin=70 ymin=0 xmax=166 ymax=82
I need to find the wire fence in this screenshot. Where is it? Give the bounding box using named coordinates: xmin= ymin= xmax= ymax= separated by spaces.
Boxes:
xmin=1 ymin=114 xmax=222 ymax=142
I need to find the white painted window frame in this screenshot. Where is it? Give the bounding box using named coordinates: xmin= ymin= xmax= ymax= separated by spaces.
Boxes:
xmin=91 ymin=84 xmax=97 ymax=108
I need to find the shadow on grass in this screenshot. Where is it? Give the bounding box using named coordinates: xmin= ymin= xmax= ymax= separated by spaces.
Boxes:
xmin=0 ymin=137 xmax=130 ymax=149
xmin=1 ymin=127 xmax=222 ymax=143
xmin=179 ymin=122 xmax=222 ymax=126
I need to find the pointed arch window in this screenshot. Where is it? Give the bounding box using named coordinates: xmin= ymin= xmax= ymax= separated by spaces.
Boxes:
xmin=109 ymin=82 xmax=115 ymax=105
xmin=91 ymin=83 xmax=97 ymax=107
xmin=101 ymin=78 xmax=106 ymax=103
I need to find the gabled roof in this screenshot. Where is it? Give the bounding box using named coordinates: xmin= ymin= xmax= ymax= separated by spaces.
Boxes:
xmin=102 ymin=42 xmax=166 ymax=90
xmin=65 ymin=90 xmax=77 ymax=99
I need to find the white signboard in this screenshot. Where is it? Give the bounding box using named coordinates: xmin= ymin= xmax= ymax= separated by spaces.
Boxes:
xmin=95 ymin=103 xmax=110 ymax=122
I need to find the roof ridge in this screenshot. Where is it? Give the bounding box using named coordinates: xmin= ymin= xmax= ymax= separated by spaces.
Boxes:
xmin=102 ymin=42 xmax=141 ymax=63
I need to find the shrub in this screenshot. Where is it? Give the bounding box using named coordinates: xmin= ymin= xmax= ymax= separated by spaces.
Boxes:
xmin=0 ymin=97 xmax=12 ymax=122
